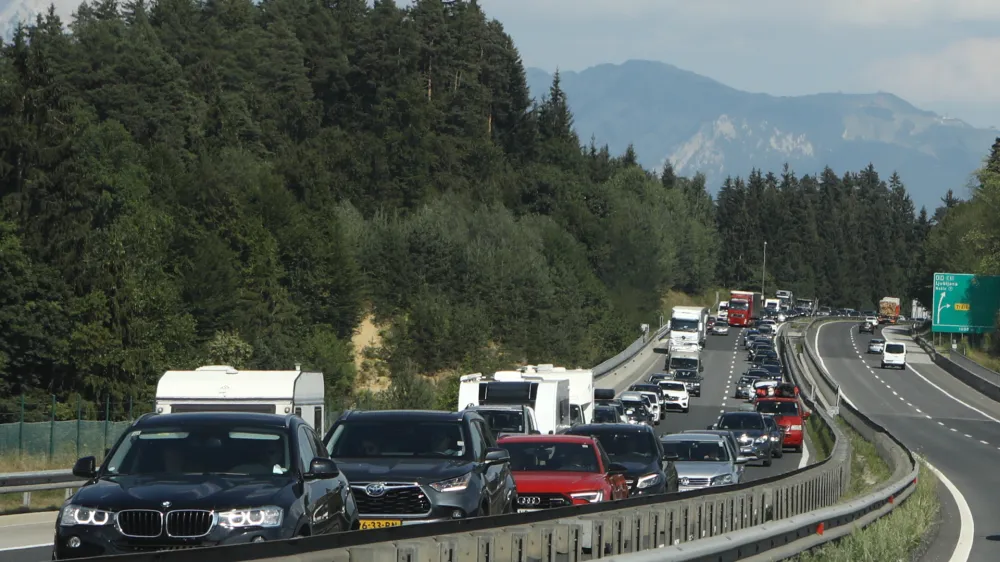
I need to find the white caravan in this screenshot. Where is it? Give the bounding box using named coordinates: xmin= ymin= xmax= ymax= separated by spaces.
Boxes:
xmin=514 ymin=364 xmax=594 ymax=425
xmin=718 ymin=301 xmax=729 ymax=322
xmin=669 ymin=306 xmax=709 ymax=348
xmin=764 ymin=298 xmax=781 ymax=312
xmin=155 ymin=365 xmax=327 ymax=432
xmin=458 ymin=374 xmax=571 ymax=435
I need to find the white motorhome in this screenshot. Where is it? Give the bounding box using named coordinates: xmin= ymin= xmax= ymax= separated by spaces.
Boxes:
xmin=155 ymin=365 xmax=327 ymax=432
xmin=515 ymin=364 xmax=594 ymax=425
xmin=458 ymin=374 xmax=571 ymax=434
xmin=764 ymin=298 xmax=781 ymax=312
xmin=669 ymin=306 xmax=709 ymax=348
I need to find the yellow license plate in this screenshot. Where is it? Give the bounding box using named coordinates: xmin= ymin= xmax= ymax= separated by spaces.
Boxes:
xmin=360 ymin=519 xmax=402 ymax=530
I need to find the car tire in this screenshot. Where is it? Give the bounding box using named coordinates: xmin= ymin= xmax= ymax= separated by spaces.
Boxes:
xmin=682 ymin=407 xmax=689 ymax=413
xmin=794 ymin=445 xmax=803 ymax=453
xmin=774 ymin=447 xmax=783 ymax=458
xmin=763 ymin=457 xmax=773 ymax=467
xmin=881 ymin=362 xmax=886 ymax=369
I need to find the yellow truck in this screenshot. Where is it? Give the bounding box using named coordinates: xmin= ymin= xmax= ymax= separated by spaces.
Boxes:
xmin=879 ymin=297 xmax=901 ymax=324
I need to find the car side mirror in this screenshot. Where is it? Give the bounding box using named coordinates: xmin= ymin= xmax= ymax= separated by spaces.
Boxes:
xmin=306 ymin=457 xmax=339 ymax=479
xmin=72 ymin=456 xmax=98 ymax=479
xmin=662 ymin=452 xmax=679 ymax=461
xmin=485 ymin=447 xmax=510 ymax=465
xmin=803 ymin=411 xmax=811 ymax=419
xmin=607 ymin=462 xmax=629 ymax=475
xmin=699 ymin=364 xmax=704 ymax=372
xmin=707 ymin=424 xmax=716 ymax=430
xmin=735 ymin=456 xmax=750 ymax=464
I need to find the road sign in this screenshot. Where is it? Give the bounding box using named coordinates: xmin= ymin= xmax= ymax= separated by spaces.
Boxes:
xmin=932 ymin=272 xmax=1000 ymax=333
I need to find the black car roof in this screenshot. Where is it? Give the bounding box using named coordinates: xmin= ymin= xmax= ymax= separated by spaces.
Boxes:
xmin=720 ymin=412 xmax=763 ymax=419
xmin=338 ymin=409 xmax=468 ymax=422
xmin=135 ymin=412 xmax=294 ymax=429
xmin=568 ymin=423 xmax=653 ymax=435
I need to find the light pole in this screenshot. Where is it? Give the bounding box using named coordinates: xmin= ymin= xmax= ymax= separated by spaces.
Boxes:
xmin=761 ymin=241 xmax=767 ymax=296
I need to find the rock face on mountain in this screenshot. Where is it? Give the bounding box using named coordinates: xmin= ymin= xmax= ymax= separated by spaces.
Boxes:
xmin=526 ymin=60 xmax=995 ymax=210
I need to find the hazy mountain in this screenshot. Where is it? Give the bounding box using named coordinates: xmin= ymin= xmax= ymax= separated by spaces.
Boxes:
xmin=526 ymin=60 xmax=996 ymax=210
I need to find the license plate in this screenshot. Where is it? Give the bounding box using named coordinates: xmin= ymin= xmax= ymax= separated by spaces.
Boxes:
xmin=360 ymin=519 xmax=402 ymax=530
xmin=517 ymin=508 xmax=540 ymax=513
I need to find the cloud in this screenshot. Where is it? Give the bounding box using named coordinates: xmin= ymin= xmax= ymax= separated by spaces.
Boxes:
xmin=864 ymin=37 xmax=1000 ymax=103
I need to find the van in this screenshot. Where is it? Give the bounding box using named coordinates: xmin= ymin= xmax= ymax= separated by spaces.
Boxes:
xmin=881 ymin=342 xmax=907 ymax=370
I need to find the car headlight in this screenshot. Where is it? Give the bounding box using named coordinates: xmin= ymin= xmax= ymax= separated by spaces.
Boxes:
xmin=770 ymin=435 xmax=780 ymax=441
xmin=429 ymin=472 xmax=472 ymax=492
xmin=570 ymin=491 xmax=604 ymax=502
xmin=636 ymin=473 xmax=662 ymax=489
xmin=60 ymin=505 xmax=113 ymax=527
xmin=755 ymin=436 xmax=768 ymax=443
xmin=789 ymin=425 xmax=803 ymax=430
xmin=710 ymin=474 xmax=733 ymax=486
xmin=218 ymin=506 xmax=283 ymax=528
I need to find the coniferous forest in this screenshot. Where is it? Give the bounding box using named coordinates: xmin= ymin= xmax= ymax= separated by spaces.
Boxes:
xmin=0 ymin=0 xmax=976 ymax=414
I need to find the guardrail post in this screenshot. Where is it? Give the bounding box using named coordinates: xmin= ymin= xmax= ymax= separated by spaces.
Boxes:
xmin=49 ymin=394 xmax=56 ymax=460
xmin=18 ymin=395 xmax=23 ymax=456
xmin=76 ymin=397 xmax=82 ymax=458
xmin=103 ymin=395 xmax=110 ymax=453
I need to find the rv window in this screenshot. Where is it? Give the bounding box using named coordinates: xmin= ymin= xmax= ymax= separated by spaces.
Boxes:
xmin=294 ymin=407 xmax=302 ymax=419
xmin=570 ymin=404 xmax=583 ymax=425
xmin=169 ymin=404 xmax=277 ymax=414
xmin=559 ymin=399 xmax=570 ymax=426
xmin=314 ymin=407 xmax=324 ymax=433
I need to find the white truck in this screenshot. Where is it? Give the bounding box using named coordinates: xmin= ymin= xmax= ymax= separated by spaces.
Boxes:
xmin=514 ymin=364 xmax=594 ymax=425
xmin=155 ymin=365 xmax=327 ymax=432
xmin=764 ymin=298 xmax=781 ymax=312
xmin=668 ymin=306 xmax=709 ymax=349
xmin=458 ymin=374 xmax=571 ymax=435
xmin=718 ymin=300 xmax=729 ymax=322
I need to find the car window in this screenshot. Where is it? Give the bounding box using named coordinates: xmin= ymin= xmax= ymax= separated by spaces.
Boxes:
xmin=718 ymin=414 xmax=763 ymax=430
xmin=885 ymin=343 xmax=905 ymax=354
xmin=327 ymin=421 xmax=470 ymax=459
xmin=469 ymin=420 xmax=489 ymax=459
xmin=105 ymin=427 xmax=292 ymax=476
xmin=503 ymin=442 xmax=599 ymax=472
xmin=662 ymin=440 xmax=730 ymax=462
xmin=575 ymin=430 xmax=657 ymax=463
xmin=297 ymin=426 xmax=319 ymax=472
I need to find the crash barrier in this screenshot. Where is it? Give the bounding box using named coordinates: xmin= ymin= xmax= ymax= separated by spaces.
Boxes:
xmin=913 ymin=334 xmax=1000 ymax=403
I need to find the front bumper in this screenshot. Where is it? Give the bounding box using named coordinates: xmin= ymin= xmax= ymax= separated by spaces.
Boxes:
xmin=737 ymin=442 xmax=769 ymax=459
xmin=662 ymin=399 xmax=688 ymax=411
xmin=781 ymin=430 xmax=803 ymax=446
xmin=54 ymin=524 xmax=291 ymax=559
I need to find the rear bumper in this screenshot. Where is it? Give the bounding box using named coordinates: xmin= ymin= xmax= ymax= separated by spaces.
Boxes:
xmin=782 ymin=431 xmax=804 ymax=446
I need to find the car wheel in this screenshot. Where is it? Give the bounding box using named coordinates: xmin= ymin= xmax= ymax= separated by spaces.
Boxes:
xmin=794 ymin=445 xmax=803 ymax=453
xmin=881 ymin=362 xmax=886 ymax=369
xmin=682 ymin=407 xmax=689 ymax=413
xmin=774 ymin=447 xmax=783 ymax=458
xmin=763 ymin=457 xmax=773 ymax=467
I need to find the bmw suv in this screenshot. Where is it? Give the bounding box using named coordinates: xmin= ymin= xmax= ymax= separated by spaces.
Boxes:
xmin=323 ymin=410 xmax=517 ymax=528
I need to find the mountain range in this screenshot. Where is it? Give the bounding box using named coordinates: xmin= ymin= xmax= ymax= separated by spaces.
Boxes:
xmin=526 ymin=60 xmax=996 ymax=211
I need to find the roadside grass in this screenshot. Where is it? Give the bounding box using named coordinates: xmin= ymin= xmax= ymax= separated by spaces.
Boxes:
xmin=0 ymin=451 xmax=90 ymax=515
xmin=837 ymin=418 xmax=891 ymax=499
xmin=792 ymin=461 xmax=939 ymax=562
xmin=804 ymin=412 xmax=834 ymax=460
xmin=961 ymin=347 xmax=1000 ymax=373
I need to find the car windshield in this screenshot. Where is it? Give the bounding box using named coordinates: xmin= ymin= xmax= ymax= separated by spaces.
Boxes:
xmin=631 ymin=385 xmax=660 ymax=393
xmin=593 ymin=408 xmax=619 ymax=423
xmin=476 ymin=410 xmax=525 ymax=436
xmin=661 ymin=382 xmax=686 ymax=391
xmin=503 ymin=442 xmax=599 ymax=473
xmin=730 ymin=301 xmax=749 ymax=310
xmin=671 ymin=318 xmax=699 ymax=331
xmin=662 ymin=440 xmax=730 ymax=462
xmin=674 ymin=371 xmax=698 ymax=380
xmin=871 ymin=339 xmax=885 ymax=344
xmin=886 ymin=344 xmax=905 ymax=354
xmin=756 ymin=401 xmax=800 ymax=415
xmin=622 ymin=399 xmax=644 ymax=409
xmin=104 ymin=426 xmax=291 ymax=476
xmin=670 ymin=358 xmax=698 ymax=370
xmin=581 ymin=430 xmax=657 ymax=462
xmin=718 ymin=414 xmax=763 ymax=430
xmin=327 ymin=421 xmax=469 ymax=459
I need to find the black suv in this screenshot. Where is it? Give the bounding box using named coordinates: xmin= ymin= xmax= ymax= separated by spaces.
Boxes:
xmin=323 ymin=410 xmax=516 ymax=528
xmin=55 ymin=412 xmax=356 ymax=559
xmin=565 ymin=424 xmax=679 ymax=495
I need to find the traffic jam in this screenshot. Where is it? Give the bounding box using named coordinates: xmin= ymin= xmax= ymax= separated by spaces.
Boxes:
xmin=53 ymin=291 xmax=811 ymax=558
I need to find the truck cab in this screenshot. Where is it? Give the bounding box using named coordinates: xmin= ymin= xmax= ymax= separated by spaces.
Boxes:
xmin=668 ymin=306 xmax=708 ymax=349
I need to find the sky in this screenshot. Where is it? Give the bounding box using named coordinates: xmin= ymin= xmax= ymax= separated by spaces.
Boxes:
xmin=475 ymin=0 xmax=1000 ymax=129
xmin=1 ymin=0 xmax=997 ymax=127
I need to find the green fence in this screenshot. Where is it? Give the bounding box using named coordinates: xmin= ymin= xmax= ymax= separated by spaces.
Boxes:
xmin=0 ymin=397 xmax=154 ymax=460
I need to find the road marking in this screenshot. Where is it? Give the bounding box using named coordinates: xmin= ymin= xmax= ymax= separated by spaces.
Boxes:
xmin=938 ymin=421 xmax=945 ymax=426
xmin=950 ymin=428 xmax=957 ymax=432
xmin=903 ymin=360 xmax=1000 ymax=424
xmin=964 ymin=434 xmax=971 ymax=438
xmin=981 ymin=440 xmax=988 ymax=445
xmin=921 ymin=459 xmax=974 ymax=562
xmin=0 ymin=544 xmax=52 ymax=553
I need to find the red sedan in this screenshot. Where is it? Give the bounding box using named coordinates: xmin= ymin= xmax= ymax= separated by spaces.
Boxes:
xmin=755 ymin=397 xmax=810 ymax=452
xmin=498 ymin=435 xmax=630 ymax=511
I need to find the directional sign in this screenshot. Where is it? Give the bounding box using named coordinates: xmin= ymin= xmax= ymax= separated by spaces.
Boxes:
xmin=932 ymin=272 xmax=1000 ymax=333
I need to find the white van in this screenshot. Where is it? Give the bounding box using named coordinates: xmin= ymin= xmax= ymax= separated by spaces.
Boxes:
xmin=881 ymin=342 xmax=907 ymax=369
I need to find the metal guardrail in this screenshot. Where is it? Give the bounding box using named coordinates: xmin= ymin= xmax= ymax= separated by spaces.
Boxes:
xmin=913 ymin=332 xmax=1000 ymax=403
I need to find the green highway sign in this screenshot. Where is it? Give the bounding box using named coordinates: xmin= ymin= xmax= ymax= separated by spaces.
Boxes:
xmin=932 ymin=272 xmax=1000 ymax=333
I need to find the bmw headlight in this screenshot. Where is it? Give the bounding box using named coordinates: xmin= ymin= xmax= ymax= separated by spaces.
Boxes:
xmin=218 ymin=506 xmax=283 ymax=528
xmin=710 ymin=474 xmax=733 ymax=486
xmin=636 ymin=473 xmax=662 ymax=489
xmin=570 ymin=491 xmax=604 ymax=503
xmin=60 ymin=505 xmax=113 ymax=527
xmin=430 ymin=472 xmax=472 ymax=492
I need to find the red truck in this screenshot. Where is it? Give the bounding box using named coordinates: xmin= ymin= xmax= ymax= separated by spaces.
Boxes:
xmin=498 ymin=435 xmax=630 ymax=510
xmin=728 ymin=291 xmax=763 ymax=327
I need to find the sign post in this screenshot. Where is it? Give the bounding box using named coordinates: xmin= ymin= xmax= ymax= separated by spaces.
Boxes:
xmin=932 ymin=272 xmax=1000 ymax=333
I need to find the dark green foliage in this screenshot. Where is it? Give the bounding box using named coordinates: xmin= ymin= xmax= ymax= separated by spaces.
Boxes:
xmin=0 ymin=0 xmax=931 ymax=414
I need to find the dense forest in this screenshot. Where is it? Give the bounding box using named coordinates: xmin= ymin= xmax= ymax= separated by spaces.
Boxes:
xmin=0 ymin=0 xmax=942 ymax=416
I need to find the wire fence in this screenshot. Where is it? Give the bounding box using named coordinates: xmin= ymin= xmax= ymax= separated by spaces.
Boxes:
xmin=0 ymin=396 xmax=154 ymax=459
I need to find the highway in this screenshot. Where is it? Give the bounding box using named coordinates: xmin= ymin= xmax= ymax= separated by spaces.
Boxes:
xmin=0 ymin=327 xmax=810 ymax=562
xmin=813 ymin=320 xmax=996 ymax=562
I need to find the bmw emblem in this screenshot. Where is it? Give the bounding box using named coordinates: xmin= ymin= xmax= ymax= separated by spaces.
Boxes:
xmin=365 ymin=482 xmax=387 ymax=497
xmin=680 ymin=477 xmax=689 ymax=486
xmin=162 ymin=501 xmax=171 ymax=508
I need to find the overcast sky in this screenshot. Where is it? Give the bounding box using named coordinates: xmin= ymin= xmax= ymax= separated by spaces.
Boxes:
xmin=476 ymin=0 xmax=1000 ymax=128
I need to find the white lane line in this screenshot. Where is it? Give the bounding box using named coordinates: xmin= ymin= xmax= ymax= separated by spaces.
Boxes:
xmin=903 ymin=361 xmax=1000 ymax=424
xmin=964 ymin=434 xmax=972 ymax=438
xmin=939 ymin=421 xmax=945 ymax=426
xmin=950 ymin=428 xmax=957 ymax=432
xmin=0 ymin=544 xmax=52 ymax=553
xmin=981 ymin=440 xmax=988 ymax=445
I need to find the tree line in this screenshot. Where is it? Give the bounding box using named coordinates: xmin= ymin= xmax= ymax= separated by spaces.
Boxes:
xmin=0 ymin=0 xmax=937 ymax=417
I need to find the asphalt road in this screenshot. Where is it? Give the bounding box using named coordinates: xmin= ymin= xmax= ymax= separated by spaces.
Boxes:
xmin=608 ymin=326 xmax=810 ymax=481
xmin=1 ymin=328 xmax=809 ymax=562
xmin=813 ymin=320 xmax=1000 ymax=562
